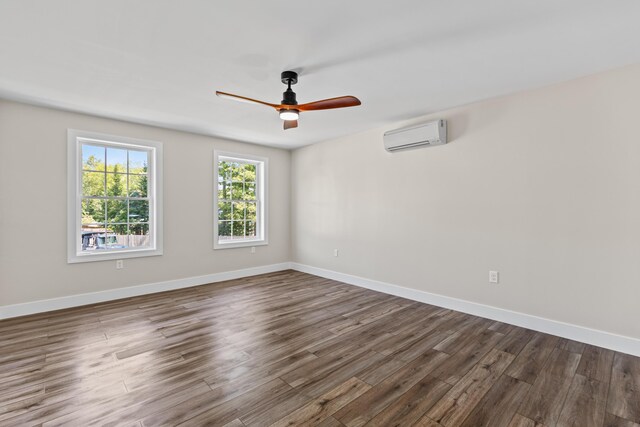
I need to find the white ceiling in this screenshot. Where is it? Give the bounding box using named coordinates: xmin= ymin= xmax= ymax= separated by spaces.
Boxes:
xmin=1 ymin=1 xmax=639 ymax=149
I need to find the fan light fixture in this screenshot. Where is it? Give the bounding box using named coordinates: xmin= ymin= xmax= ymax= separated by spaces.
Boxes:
xmin=279 ymin=109 xmax=299 ymax=121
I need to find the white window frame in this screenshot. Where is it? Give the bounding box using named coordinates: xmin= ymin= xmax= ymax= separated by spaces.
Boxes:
xmin=67 ymin=129 xmax=163 ymax=263
xmin=213 ymin=151 xmax=268 ymax=249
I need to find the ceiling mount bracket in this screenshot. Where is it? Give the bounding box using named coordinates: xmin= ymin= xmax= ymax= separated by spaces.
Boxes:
xmin=281 ymin=71 xmax=298 ymax=86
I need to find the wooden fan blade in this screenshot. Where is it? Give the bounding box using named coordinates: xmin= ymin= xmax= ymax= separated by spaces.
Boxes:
xmin=298 ymin=96 xmax=361 ymax=111
xmin=216 ymin=91 xmax=278 ymax=109
xmin=284 ymin=119 xmax=298 ymax=130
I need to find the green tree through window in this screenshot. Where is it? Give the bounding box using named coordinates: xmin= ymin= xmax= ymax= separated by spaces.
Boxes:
xmin=80 ymin=144 xmax=150 ymax=251
xmin=216 ymin=157 xmax=261 ymax=244
xmin=214 ymin=153 xmax=266 ymax=249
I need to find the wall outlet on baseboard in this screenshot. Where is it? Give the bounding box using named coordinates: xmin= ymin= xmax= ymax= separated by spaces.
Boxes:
xmin=251 ymin=246 xmax=256 ymax=254
xmin=116 ymin=260 xmax=124 ymax=270
xmin=334 ymin=249 xmax=339 ymax=257
xmin=489 ymin=270 xmax=499 ymax=283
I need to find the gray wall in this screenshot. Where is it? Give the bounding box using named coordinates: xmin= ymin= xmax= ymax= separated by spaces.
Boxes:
xmin=3 ymin=63 xmax=639 ymax=342
xmin=0 ymin=100 xmax=291 ymax=305
xmin=291 ymin=64 xmax=640 ymax=339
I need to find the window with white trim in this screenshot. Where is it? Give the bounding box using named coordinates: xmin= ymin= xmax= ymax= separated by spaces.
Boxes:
xmin=68 ymin=130 xmax=163 ymax=263
xmin=214 ymin=152 xmax=267 ymax=249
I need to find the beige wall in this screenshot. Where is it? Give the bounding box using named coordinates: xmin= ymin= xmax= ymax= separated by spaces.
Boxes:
xmin=2 ymin=64 xmax=639 ymax=341
xmin=0 ymin=100 xmax=290 ymax=305
xmin=292 ymin=64 xmax=640 ymax=339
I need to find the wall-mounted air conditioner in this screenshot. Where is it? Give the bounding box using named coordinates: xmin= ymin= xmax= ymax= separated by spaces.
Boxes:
xmin=383 ymin=119 xmax=447 ymax=152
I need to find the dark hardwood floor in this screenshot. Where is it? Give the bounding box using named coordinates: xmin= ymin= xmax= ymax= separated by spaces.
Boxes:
xmin=1 ymin=270 xmax=638 ymax=426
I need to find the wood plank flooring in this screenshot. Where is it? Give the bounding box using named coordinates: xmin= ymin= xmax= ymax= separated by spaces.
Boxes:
xmin=0 ymin=270 xmax=638 ymax=426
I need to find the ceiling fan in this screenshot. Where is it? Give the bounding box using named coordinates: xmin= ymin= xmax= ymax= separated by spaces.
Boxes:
xmin=216 ymin=71 xmax=361 ymax=130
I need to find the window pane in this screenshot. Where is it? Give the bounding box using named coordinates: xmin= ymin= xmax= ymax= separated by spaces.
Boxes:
xmin=82 ymin=171 xmax=105 ymax=196
xmin=231 ymin=163 xmax=243 ymax=182
xmin=246 ymin=202 xmax=257 ymax=222
xmin=82 ymin=199 xmax=105 ymax=225
xmin=129 ymin=200 xmax=149 ymax=223
xmin=243 ymin=163 xmax=256 ymax=181
xmin=128 ymin=150 xmax=148 ymax=174
xmin=106 ymin=200 xmax=127 ymax=223
xmin=243 ymin=182 xmax=256 ymax=200
xmin=218 ymin=221 xmax=231 ymax=238
xmin=218 ymin=201 xmax=231 ymax=221
xmin=215 ymin=156 xmax=263 ymax=246
xmin=129 ymin=223 xmax=150 ymax=248
xmin=106 ymin=224 xmax=128 ymax=248
xmin=128 ymin=174 xmax=148 ymax=197
xmin=106 ymin=173 xmax=127 ymax=197
xmin=81 ymin=228 xmax=106 ymax=251
xmin=219 ymin=161 xmax=232 ymax=182
xmin=232 ymin=220 xmax=245 ymax=237
xmin=232 ymin=202 xmax=245 ymax=220
xmin=218 ymin=181 xmax=231 ymax=200
xmin=107 ymin=147 xmax=127 ymax=172
xmin=82 ymin=145 xmax=105 ymax=171
xmin=231 ymin=182 xmax=244 ymax=200
xmin=246 ymin=221 xmax=256 ymax=237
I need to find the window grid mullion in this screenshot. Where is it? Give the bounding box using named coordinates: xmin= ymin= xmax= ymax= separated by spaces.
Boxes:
xmin=82 ymin=196 xmax=149 ymax=201
xmin=103 ymin=146 xmax=107 ymax=226
xmin=126 ymin=150 xmax=130 ymax=248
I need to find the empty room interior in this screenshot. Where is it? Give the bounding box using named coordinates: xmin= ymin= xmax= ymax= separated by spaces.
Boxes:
xmin=2 ymin=1 xmax=640 ymax=426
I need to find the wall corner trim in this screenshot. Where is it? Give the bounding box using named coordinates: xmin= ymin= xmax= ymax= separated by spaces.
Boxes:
xmin=0 ymin=262 xmax=293 ymax=320
xmin=290 ymin=262 xmax=640 ymax=357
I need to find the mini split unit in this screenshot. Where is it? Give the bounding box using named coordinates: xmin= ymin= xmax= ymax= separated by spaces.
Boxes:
xmin=384 ymin=119 xmax=447 ymax=152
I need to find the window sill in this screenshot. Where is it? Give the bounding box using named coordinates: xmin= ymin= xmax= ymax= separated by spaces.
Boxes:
xmin=213 ymin=239 xmax=268 ymax=250
xmin=67 ymin=247 xmax=163 ymax=263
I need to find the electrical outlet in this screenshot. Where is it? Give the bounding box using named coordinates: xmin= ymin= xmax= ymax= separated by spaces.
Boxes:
xmin=116 ymin=260 xmax=124 ymax=269
xmin=251 ymin=246 xmax=256 ymax=254
xmin=489 ymin=270 xmax=499 ymax=283
xmin=334 ymin=249 xmax=339 ymax=257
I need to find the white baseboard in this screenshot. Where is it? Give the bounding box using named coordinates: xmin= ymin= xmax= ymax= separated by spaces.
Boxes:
xmin=291 ymin=262 xmax=640 ymax=357
xmin=4 ymin=261 xmax=638 ymax=357
xmin=0 ymin=262 xmax=292 ymax=320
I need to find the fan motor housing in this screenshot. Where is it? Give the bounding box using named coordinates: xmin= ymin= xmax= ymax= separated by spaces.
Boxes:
xmin=281 ymin=71 xmax=299 ymax=105
xmin=281 ymin=89 xmax=297 ymax=105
